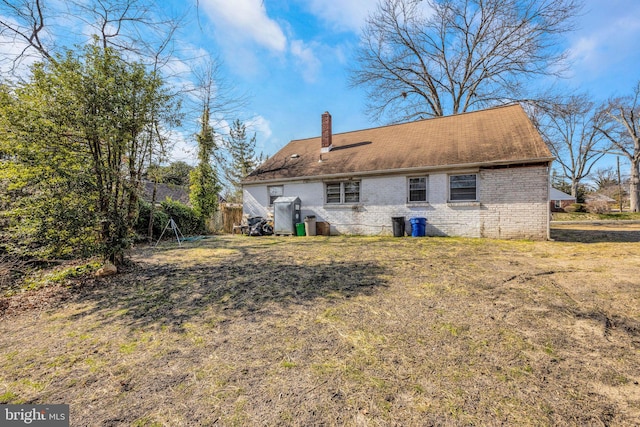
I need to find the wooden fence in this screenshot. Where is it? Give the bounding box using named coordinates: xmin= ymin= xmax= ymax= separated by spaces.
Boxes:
xmin=220 ymin=203 xmax=243 ymax=234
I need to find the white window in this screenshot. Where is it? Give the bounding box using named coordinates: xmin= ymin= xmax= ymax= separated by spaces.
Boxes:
xmin=268 ymin=185 xmax=283 ymax=205
xmin=554 ymin=200 xmax=561 ymax=209
xmin=449 ymin=174 xmax=477 ymax=201
xmin=408 ymin=176 xmax=427 ymax=202
xmin=326 ymin=181 xmax=360 ymax=204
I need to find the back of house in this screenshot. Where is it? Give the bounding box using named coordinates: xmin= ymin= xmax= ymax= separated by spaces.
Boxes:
xmin=242 ymin=104 xmax=554 ymax=239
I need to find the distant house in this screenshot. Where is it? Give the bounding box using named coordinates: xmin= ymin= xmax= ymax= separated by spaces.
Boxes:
xmin=141 ymin=181 xmax=228 ymax=207
xmin=585 ymin=193 xmax=616 ymax=204
xmin=550 ymin=188 xmax=576 ymax=212
xmin=142 ymin=181 xmax=191 ymax=205
xmin=242 ymin=105 xmax=554 ymax=239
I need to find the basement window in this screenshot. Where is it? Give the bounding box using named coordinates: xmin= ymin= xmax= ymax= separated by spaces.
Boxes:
xmin=449 ymin=174 xmax=477 ymax=201
xmin=326 ymin=181 xmax=360 ymax=204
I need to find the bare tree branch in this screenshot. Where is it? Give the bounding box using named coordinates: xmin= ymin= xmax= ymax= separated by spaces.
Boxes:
xmin=351 ymin=0 xmax=583 ymax=122
xmin=530 ymin=94 xmax=610 ymax=198
xmin=597 ymin=81 xmax=640 ymax=211
xmin=0 ymin=0 xmax=53 ymax=74
xmin=1 ymin=0 xmax=184 ymax=77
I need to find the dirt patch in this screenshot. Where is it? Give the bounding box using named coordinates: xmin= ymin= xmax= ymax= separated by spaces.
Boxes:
xmin=1 ymin=234 xmax=640 ymax=425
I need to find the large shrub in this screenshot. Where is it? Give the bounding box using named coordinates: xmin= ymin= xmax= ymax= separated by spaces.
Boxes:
xmin=134 ymin=198 xmax=203 ymax=240
xmin=160 ymin=198 xmax=204 ymax=236
xmin=134 ymin=201 xmax=170 ymax=240
xmin=586 ymin=200 xmax=611 ymax=214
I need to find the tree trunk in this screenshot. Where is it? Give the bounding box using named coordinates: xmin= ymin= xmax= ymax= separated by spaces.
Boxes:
xmin=570 ymin=180 xmax=579 ymax=199
xmin=630 ymin=160 xmax=640 ymax=212
xmin=148 ymin=178 xmax=158 ymax=242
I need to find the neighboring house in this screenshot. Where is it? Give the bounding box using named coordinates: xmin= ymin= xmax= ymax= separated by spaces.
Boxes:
xmin=585 ymin=192 xmax=617 ymax=212
xmin=585 ymin=193 xmax=616 ymax=204
xmin=549 ymin=188 xmax=576 ymax=212
xmin=141 ymin=181 xmax=227 ymax=207
xmin=142 ymin=181 xmax=191 ymax=205
xmin=242 ymin=104 xmax=554 ymax=239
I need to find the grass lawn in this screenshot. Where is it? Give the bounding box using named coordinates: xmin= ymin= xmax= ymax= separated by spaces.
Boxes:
xmin=552 ymin=211 xmax=640 ymax=222
xmin=1 ymin=230 xmax=640 ymax=426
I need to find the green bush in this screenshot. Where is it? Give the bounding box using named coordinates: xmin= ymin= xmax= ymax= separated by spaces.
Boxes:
xmin=135 ymin=201 xmax=170 ymax=240
xmin=160 ymin=198 xmax=204 ymax=235
xmin=134 ymin=198 xmax=203 ymax=240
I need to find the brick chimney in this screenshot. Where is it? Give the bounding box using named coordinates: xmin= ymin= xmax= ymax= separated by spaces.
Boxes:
xmin=321 ymin=111 xmax=332 ymax=153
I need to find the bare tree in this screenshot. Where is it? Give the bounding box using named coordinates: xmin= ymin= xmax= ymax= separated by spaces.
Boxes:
xmin=351 ymin=0 xmax=582 ymax=122
xmin=0 ymin=0 xmax=181 ymax=75
xmin=598 ymin=82 xmax=640 ymax=212
xmin=0 ymin=0 xmax=53 ymax=73
xmin=69 ymin=0 xmax=180 ymax=63
xmin=592 ymin=167 xmax=618 ymax=191
xmin=592 ymin=166 xmax=627 ymax=210
xmin=186 ymin=58 xmax=247 ymax=129
xmin=531 ymin=94 xmax=609 ymax=198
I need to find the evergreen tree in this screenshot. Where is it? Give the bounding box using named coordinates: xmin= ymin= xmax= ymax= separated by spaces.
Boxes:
xmin=190 ymin=106 xmax=221 ymax=229
xmin=223 ymin=119 xmax=262 ymax=202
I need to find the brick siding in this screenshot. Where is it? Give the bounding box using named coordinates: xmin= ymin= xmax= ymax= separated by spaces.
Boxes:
xmin=243 ymin=165 xmax=550 ymax=240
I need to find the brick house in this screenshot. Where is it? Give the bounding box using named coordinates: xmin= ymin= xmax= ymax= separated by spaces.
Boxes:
xmin=242 ymin=104 xmax=554 ymax=239
xmin=549 ymin=188 xmax=576 ymax=212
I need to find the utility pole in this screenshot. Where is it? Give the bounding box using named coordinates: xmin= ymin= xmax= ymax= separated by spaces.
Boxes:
xmin=617 ymin=156 xmax=623 ymax=212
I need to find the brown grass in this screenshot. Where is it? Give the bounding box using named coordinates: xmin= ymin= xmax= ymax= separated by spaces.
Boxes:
xmin=1 ymin=227 xmax=640 ymax=426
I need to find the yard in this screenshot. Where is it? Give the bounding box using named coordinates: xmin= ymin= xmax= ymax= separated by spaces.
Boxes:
xmin=1 ymin=226 xmax=640 ymax=426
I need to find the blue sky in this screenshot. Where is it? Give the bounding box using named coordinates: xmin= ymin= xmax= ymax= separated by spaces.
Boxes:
xmin=171 ymin=0 xmax=640 ymax=171
xmin=2 ymin=0 xmax=640 ymax=174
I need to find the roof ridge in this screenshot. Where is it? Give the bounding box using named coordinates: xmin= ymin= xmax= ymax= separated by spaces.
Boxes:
xmin=291 ymin=103 xmax=523 ymax=142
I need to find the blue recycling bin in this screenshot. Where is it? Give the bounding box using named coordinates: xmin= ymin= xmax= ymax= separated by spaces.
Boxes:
xmin=410 ymin=217 xmax=427 ymax=237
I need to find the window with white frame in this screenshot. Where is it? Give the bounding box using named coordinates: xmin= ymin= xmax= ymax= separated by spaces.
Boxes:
xmin=268 ymin=185 xmax=283 ymax=205
xmin=325 ymin=181 xmax=360 ymax=204
xmin=408 ymin=176 xmax=427 ymax=202
xmin=449 ymin=174 xmax=477 ymax=201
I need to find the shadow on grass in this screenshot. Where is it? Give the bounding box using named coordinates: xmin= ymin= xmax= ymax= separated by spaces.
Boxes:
xmin=551 ymin=228 xmax=640 ymax=243
xmin=69 ymin=239 xmax=388 ymax=328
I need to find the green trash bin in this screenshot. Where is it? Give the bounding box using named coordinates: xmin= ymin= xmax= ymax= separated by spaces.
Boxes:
xmin=296 ymin=222 xmax=306 ymax=236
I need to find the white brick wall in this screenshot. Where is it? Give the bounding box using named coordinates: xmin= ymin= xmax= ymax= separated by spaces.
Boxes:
xmin=243 ymin=164 xmax=550 ymax=239
xmin=479 ymin=166 xmax=550 ymax=239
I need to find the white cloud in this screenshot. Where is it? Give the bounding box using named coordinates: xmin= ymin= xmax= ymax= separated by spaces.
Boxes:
xmin=248 ymin=115 xmax=273 ymax=142
xmin=304 ymin=0 xmax=373 ymax=33
xmin=0 ymin=14 xmax=45 ymax=78
xmin=290 ymin=39 xmax=322 ymax=83
xmin=201 ymin=0 xmax=286 ymax=52
xmin=166 ymin=130 xmax=197 ymax=165
xmin=567 ymin=2 xmax=640 ymax=79
xmin=0 ymin=38 xmax=36 ymax=78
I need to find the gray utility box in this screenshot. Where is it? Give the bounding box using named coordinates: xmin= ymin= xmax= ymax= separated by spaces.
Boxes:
xmin=273 ymin=196 xmax=301 ymax=235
